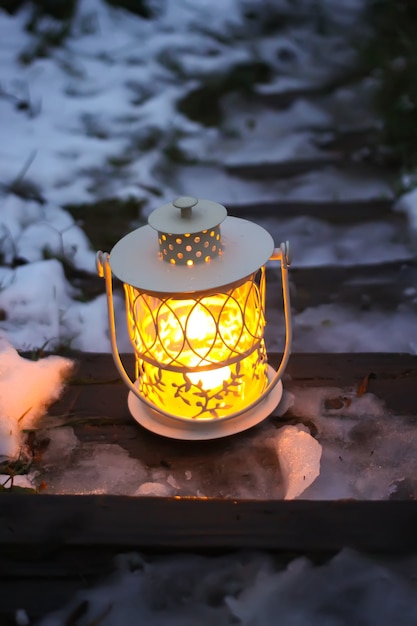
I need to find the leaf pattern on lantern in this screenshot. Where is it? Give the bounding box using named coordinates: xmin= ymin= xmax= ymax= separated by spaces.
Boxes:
xmin=170 ymin=367 xmax=246 ymax=418
xmin=137 ymin=344 xmax=268 ymax=419
xmin=139 ymin=365 xmax=166 ymax=406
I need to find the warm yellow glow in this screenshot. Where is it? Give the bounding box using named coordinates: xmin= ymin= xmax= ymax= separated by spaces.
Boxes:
xmin=188 ymin=366 xmax=231 ymax=390
xmin=125 ymin=272 xmax=268 ymax=420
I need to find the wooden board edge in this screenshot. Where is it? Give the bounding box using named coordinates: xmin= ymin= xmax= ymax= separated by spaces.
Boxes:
xmin=1 ymin=495 xmax=417 ymax=553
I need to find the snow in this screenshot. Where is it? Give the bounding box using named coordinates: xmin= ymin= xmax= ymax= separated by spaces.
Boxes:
xmin=33 ymin=406 xmax=322 ymax=500
xmin=395 ymin=186 xmax=417 ymax=244
xmin=274 ymin=423 xmax=322 ymax=500
xmin=285 ymin=386 xmax=413 ymax=500
xmin=266 ymin=303 xmax=417 ymax=355
xmin=1 ymin=0 xmax=417 ymax=621
xmin=172 ymin=164 xmax=393 ymax=206
xmin=38 ymin=549 xmax=417 ymax=626
xmin=0 ymin=0 xmax=415 ymax=469
xmin=0 ymin=257 xmax=130 ymax=352
xmin=0 ymin=338 xmax=73 ymax=457
xmin=43 ymin=442 xmax=148 ymax=495
xmin=21 ymin=379 xmax=415 ymax=502
xmin=0 ymin=0 xmax=414 ymax=462
xmin=226 ymin=549 xmax=417 ymax=626
xmin=0 ymin=195 xmax=95 ymax=269
xmin=0 ymin=0 xmax=414 ymax=359
xmin=260 ymin=216 xmax=412 ymax=267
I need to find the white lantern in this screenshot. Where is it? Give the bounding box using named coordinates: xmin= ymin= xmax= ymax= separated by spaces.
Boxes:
xmin=97 ymin=196 xmax=292 ymax=440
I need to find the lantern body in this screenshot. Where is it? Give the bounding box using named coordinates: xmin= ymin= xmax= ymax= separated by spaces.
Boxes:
xmin=97 ymin=196 xmax=292 ymax=439
xmin=125 ymin=269 xmax=268 ymax=420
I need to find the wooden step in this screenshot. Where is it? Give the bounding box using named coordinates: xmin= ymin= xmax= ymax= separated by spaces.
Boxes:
xmin=3 ymin=497 xmax=417 ymax=621
xmin=315 ymin=128 xmax=380 ymax=157
xmin=1 ymin=352 xmax=417 ymax=621
xmin=255 ymin=68 xmax=371 ymax=109
xmin=226 ymin=198 xmax=395 ymax=223
xmin=46 ymin=352 xmax=417 ymax=419
xmin=224 ymin=153 xmax=395 ymax=181
xmin=267 ymin=259 xmax=417 ymax=312
xmin=66 ymin=254 xmax=416 ymax=315
xmin=255 ymin=82 xmax=328 ymax=110
xmin=224 ymin=157 xmax=343 ymax=180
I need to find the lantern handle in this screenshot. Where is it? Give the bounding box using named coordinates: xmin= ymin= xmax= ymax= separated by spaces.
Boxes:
xmin=96 ymin=251 xmax=147 ymax=400
xmin=266 ymin=241 xmax=292 ymax=388
xmin=97 ymin=242 xmax=292 ymax=422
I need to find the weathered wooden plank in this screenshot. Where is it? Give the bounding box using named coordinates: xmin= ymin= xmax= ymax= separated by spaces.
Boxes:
xmin=285 ymin=353 xmax=417 ymax=381
xmin=271 ymin=259 xmax=417 ymax=311
xmin=315 ymin=128 xmax=380 ymax=157
xmin=0 ymin=552 xmax=115 ymax=619
xmin=224 ymin=157 xmax=342 ymax=179
xmin=224 ymin=154 xmax=395 ymax=183
xmin=2 ymin=496 xmax=417 ymax=553
xmin=47 ymin=353 xmax=417 ymax=426
xmin=30 ymin=352 xmax=414 ymax=497
xmin=1 ymin=353 xmax=416 ymax=621
xmin=64 ymin=352 xmax=417 ymax=385
xmin=0 ymin=579 xmax=88 ymax=623
xmin=226 ymin=198 xmax=395 ymax=223
xmin=0 ymin=550 xmax=115 ymax=578
xmin=63 ymin=258 xmax=416 ymax=327
xmin=255 ymin=82 xmax=328 ymax=109
xmin=255 ymin=69 xmax=370 ymax=109
xmin=10 ymin=354 xmax=417 ymax=519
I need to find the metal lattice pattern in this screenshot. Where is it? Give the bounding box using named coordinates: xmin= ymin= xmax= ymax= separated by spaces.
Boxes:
xmin=125 ymin=270 xmax=266 ymax=370
xmin=124 ymin=270 xmax=269 ymax=419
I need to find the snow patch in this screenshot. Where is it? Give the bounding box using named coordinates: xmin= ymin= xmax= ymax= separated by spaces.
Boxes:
xmin=0 ymin=339 xmax=73 ymax=458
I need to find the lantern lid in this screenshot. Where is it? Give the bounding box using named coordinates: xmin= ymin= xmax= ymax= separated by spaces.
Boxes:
xmin=148 ymin=196 xmax=227 ymax=235
xmin=109 ymin=201 xmax=274 ymax=295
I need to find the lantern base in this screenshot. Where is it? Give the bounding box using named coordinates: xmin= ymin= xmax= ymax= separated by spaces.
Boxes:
xmin=127 ymin=366 xmax=283 ymax=440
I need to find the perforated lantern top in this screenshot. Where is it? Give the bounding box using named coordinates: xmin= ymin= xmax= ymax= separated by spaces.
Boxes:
xmin=149 ymin=196 xmax=226 ymax=266
xmin=109 ymin=196 xmax=274 ymax=295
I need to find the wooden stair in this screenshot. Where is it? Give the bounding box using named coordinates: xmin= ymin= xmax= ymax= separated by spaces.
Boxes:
xmin=1 ymin=352 xmax=417 ymax=622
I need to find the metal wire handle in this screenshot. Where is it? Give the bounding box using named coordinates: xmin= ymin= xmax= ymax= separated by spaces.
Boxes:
xmin=97 ymin=241 xmax=292 ymax=422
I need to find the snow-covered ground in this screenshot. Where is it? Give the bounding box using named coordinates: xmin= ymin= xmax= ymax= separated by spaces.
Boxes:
xmin=0 ymin=0 xmax=367 ymax=207
xmin=0 ymin=0 xmax=415 ymax=356
xmin=37 ymin=549 xmax=417 ymax=626
xmin=2 ymin=2 xmax=417 ymax=622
